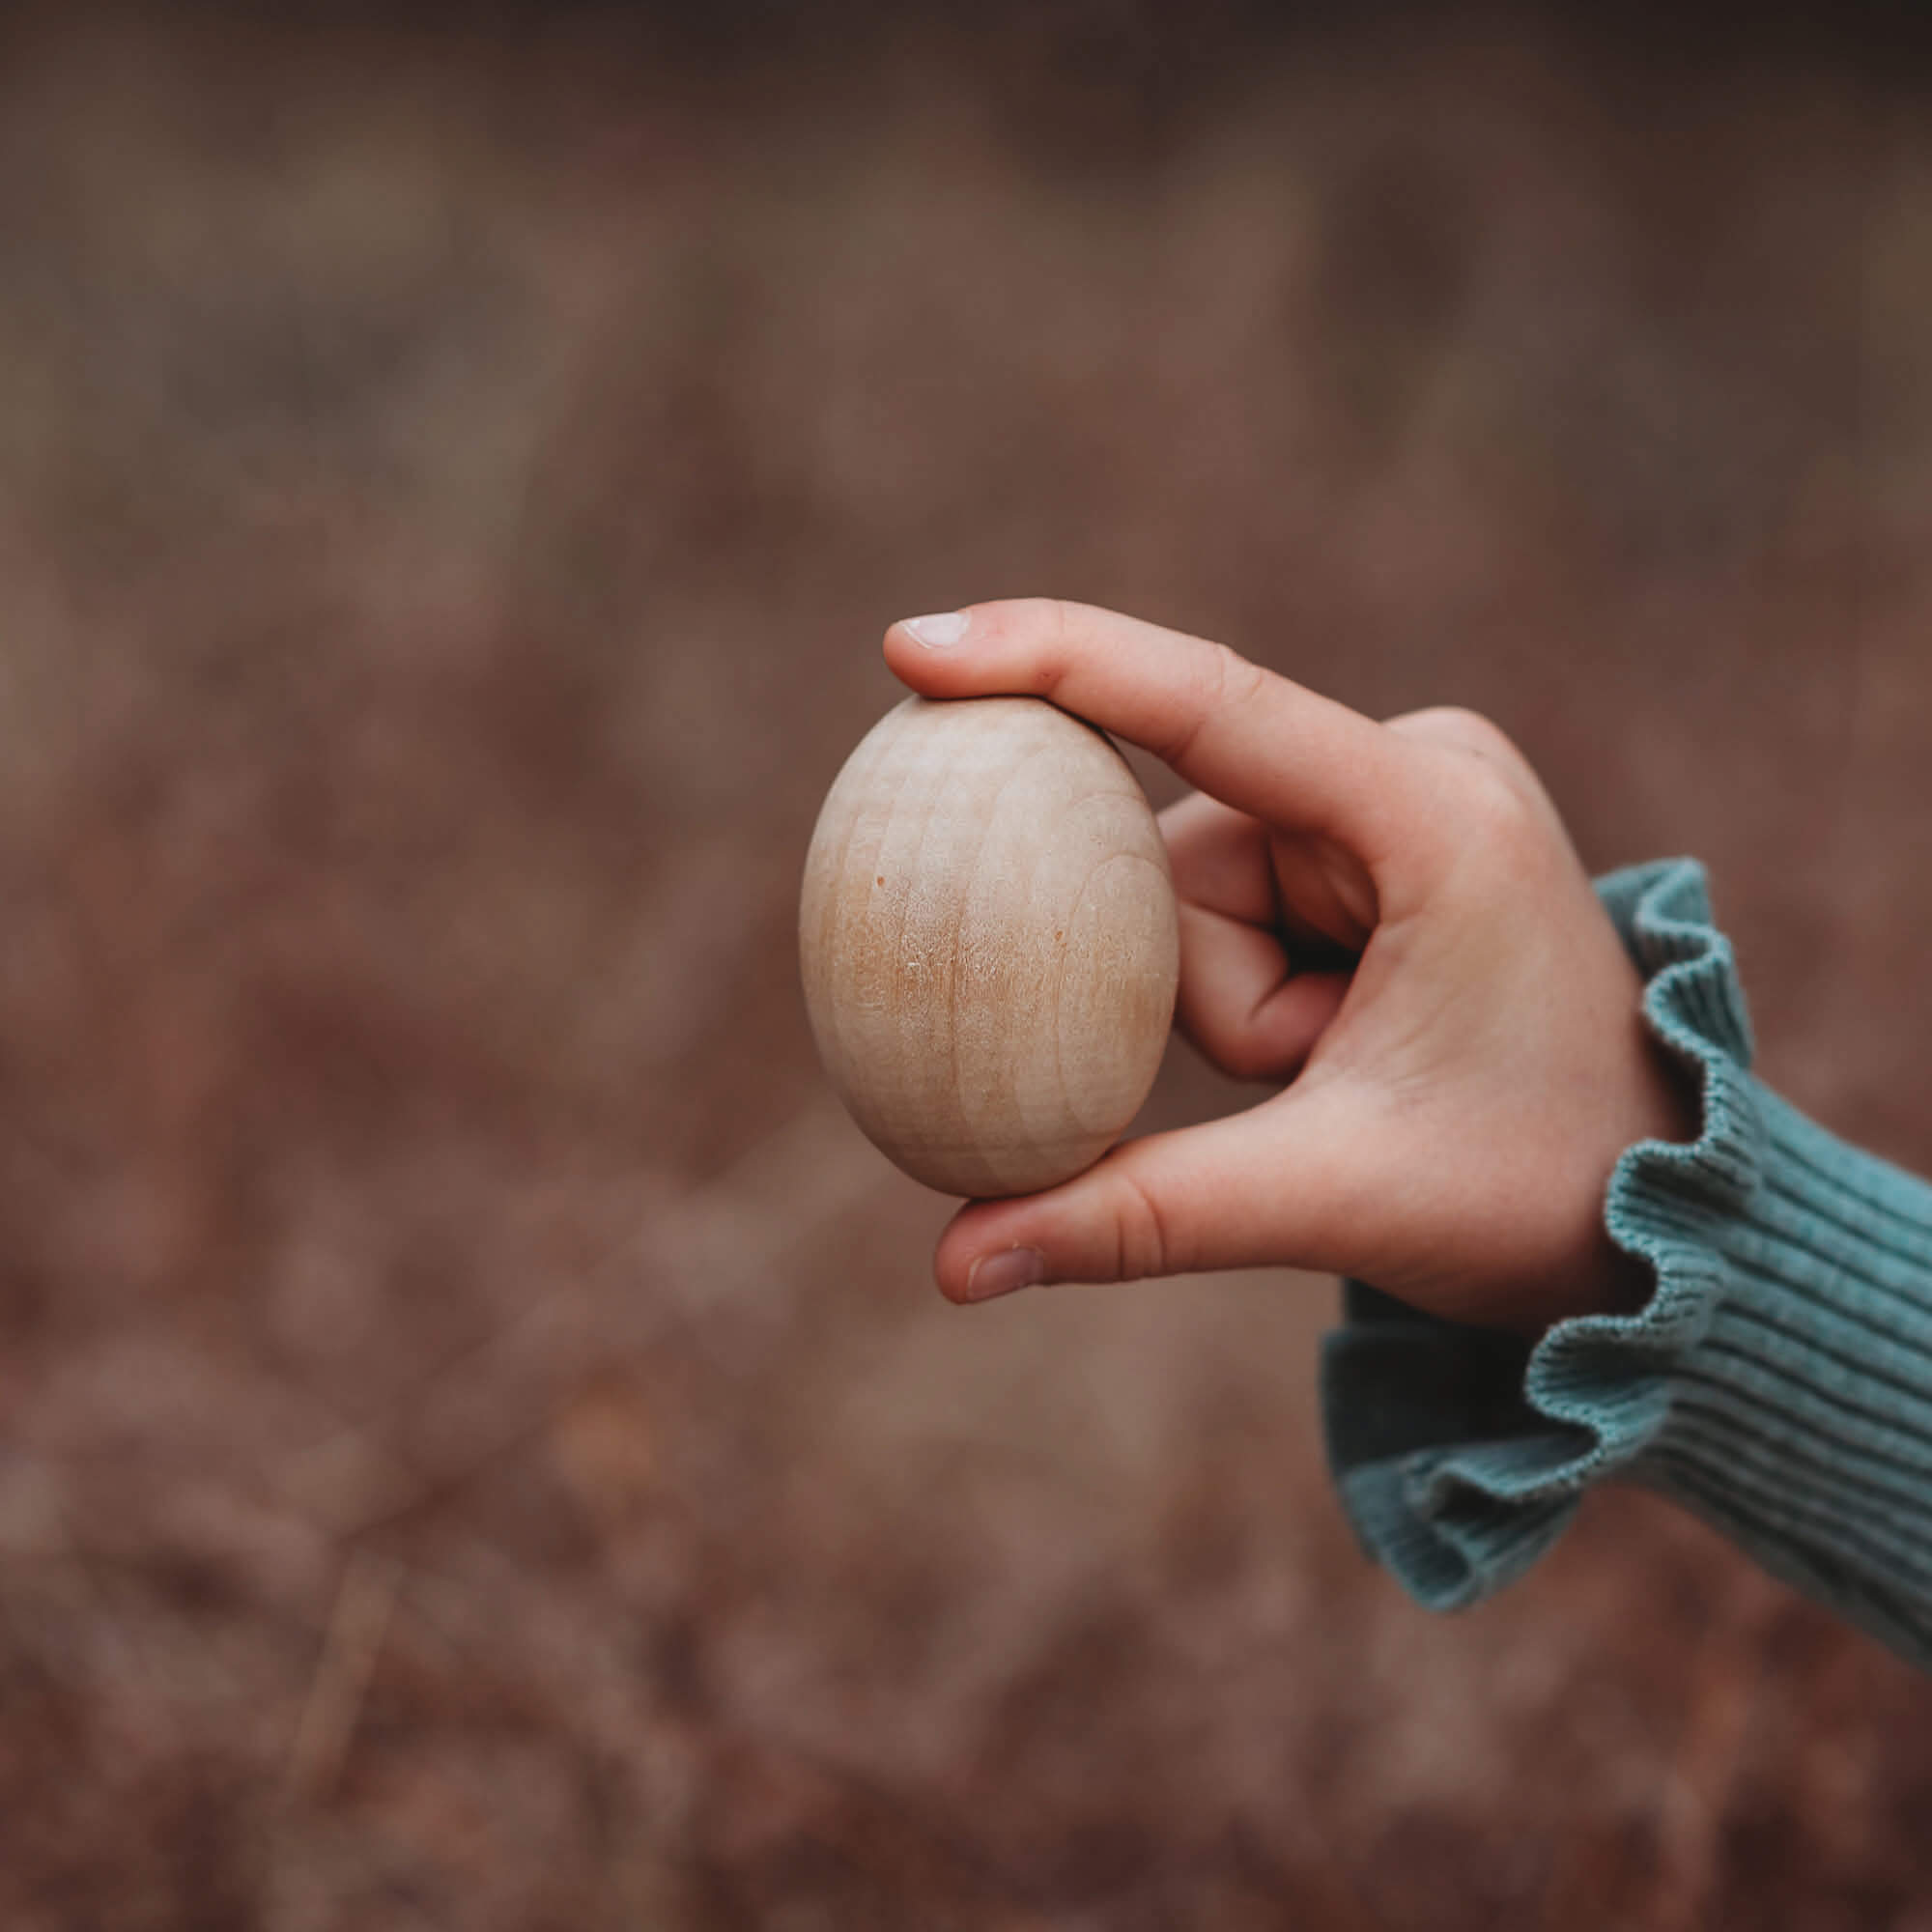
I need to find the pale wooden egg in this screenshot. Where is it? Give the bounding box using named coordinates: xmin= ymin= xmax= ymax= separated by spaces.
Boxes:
xmin=799 ymin=695 xmax=1179 ymax=1197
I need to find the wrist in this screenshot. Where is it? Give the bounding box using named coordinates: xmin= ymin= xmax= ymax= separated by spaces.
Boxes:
xmin=1319 ymin=855 xmax=1768 ymax=1618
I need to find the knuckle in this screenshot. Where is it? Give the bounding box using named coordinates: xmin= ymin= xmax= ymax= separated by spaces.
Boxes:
xmin=1388 ymin=706 xmax=1542 ymax=824
xmin=1454 ymin=757 xmax=1548 ymax=866
xmin=1192 ymin=1009 xmax=1269 ymax=1082
xmin=1410 ymin=705 xmax=1522 ymax=763
xmin=1459 ymin=753 xmax=1530 ymax=823
xmin=1009 ymin=597 xmax=1082 ymax=696
xmin=1162 ymin=641 xmax=1266 ymax=767
xmin=1438 ymin=705 xmax=1517 ymax=755
xmin=1206 ymin=641 xmax=1270 ymax=715
xmin=1399 ymin=707 xmax=1530 ymax=773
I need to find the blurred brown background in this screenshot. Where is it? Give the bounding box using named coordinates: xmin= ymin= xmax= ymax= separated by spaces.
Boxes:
xmin=4 ymin=4 xmax=1932 ymax=1926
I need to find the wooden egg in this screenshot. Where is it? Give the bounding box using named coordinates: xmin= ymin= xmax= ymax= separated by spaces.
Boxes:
xmin=799 ymin=695 xmax=1179 ymax=1197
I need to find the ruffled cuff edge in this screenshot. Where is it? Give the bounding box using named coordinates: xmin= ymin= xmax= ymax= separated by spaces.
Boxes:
xmin=1321 ymin=856 xmax=1768 ymax=1609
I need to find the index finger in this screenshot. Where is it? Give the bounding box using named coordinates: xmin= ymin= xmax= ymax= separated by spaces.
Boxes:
xmin=883 ymin=599 xmax=1422 ymax=867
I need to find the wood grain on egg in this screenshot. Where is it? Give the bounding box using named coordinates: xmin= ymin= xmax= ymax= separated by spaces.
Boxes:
xmin=800 ymin=696 xmax=1179 ymax=1197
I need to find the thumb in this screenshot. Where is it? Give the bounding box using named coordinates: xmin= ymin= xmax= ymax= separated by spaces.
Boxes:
xmin=934 ymin=1088 xmax=1370 ymax=1303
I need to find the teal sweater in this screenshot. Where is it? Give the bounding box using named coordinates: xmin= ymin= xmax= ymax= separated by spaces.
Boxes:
xmin=1321 ymin=858 xmax=1932 ymax=1671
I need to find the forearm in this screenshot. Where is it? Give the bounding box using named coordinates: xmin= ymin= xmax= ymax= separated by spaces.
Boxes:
xmin=1631 ymin=1082 xmax=1932 ymax=1659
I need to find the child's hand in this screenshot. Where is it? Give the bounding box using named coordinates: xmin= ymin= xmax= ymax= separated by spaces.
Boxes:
xmin=883 ymin=600 xmax=1697 ymax=1336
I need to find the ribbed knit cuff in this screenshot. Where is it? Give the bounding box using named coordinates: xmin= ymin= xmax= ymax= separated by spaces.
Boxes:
xmin=1321 ymin=857 xmax=1932 ymax=1671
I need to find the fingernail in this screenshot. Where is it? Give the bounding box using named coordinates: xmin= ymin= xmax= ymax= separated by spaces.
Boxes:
xmin=964 ymin=1246 xmax=1046 ymax=1302
xmin=900 ymin=611 xmax=970 ymax=648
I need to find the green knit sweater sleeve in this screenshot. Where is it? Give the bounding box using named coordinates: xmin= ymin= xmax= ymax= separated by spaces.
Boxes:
xmin=1320 ymin=857 xmax=1932 ymax=1671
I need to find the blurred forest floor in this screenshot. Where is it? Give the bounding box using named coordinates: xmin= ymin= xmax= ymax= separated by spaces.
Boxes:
xmin=3 ymin=5 xmax=1932 ymax=1927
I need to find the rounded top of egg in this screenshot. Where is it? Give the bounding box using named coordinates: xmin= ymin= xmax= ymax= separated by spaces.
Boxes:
xmin=799 ymin=695 xmax=1179 ymax=1197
